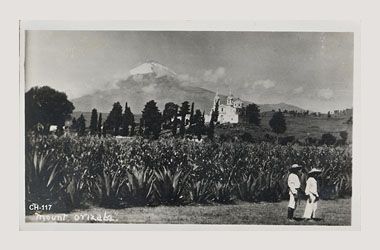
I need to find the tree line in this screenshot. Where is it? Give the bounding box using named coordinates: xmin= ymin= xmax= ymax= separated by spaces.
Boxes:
xmin=67 ymin=100 xmax=209 ymax=140
xmin=25 ymin=86 xmax=289 ymax=142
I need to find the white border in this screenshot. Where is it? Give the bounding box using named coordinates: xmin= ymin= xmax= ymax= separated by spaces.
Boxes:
xmin=19 ymin=20 xmax=361 ymax=231
xmin=20 ymin=20 xmax=358 ymax=32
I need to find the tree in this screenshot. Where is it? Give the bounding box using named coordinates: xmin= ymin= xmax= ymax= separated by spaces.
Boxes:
xmin=327 ymin=111 xmax=331 ymax=119
xmin=189 ymin=102 xmax=195 ymax=125
xmin=172 ymin=105 xmax=179 ymax=136
xmin=321 ymin=133 xmax=336 ymax=145
xmin=269 ymin=111 xmax=287 ymax=143
xmin=77 ymin=114 xmax=86 ymax=136
xmin=142 ymin=100 xmax=162 ymax=139
xmin=121 ymin=102 xmax=134 ymax=136
xmin=179 ymin=101 xmax=190 ymax=137
xmin=208 ymin=120 xmax=215 ymax=140
xmin=193 ymin=109 xmax=204 ymax=140
xmin=97 ymin=113 xmax=102 ymax=137
xmin=102 ymin=120 xmax=108 ymax=137
xmin=162 ymin=102 xmax=178 ymax=129
xmin=139 ymin=118 xmax=144 ymax=135
xmin=130 ymin=119 xmax=136 ymax=136
xmin=89 ymin=108 xmax=98 ymax=135
xmin=340 ymin=131 xmax=348 ymax=144
xmin=245 ymin=103 xmax=261 ymax=126
xmin=105 ymin=102 xmax=123 ymax=136
xmin=211 ymin=101 xmax=219 ymax=123
xmin=25 ymin=86 xmax=75 ymax=133
xmin=71 ymin=117 xmax=78 ymax=131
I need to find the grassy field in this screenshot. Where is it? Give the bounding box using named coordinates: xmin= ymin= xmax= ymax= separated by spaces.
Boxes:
xmin=26 ymin=198 xmax=351 ymax=226
xmin=216 ymin=113 xmax=352 ymax=143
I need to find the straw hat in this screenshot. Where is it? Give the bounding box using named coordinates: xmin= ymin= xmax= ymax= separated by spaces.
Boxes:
xmin=308 ymin=168 xmax=322 ymax=174
xmin=289 ymin=164 xmax=302 ymax=170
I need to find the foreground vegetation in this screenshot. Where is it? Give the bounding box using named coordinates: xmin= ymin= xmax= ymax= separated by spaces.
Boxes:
xmin=25 ymin=134 xmax=352 ymax=214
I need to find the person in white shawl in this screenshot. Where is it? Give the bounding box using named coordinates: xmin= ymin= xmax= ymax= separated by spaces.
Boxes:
xmin=303 ymin=168 xmax=322 ymax=220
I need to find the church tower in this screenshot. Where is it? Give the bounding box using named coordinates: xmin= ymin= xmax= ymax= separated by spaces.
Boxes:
xmin=227 ymin=89 xmax=234 ymax=106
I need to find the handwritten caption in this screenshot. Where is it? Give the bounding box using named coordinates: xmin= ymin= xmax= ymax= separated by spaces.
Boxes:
xmin=35 ymin=212 xmax=118 ymax=222
xmin=28 ymin=203 xmax=118 ymax=222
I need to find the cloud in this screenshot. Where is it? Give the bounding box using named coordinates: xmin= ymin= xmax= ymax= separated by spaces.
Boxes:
xmin=293 ymin=86 xmax=304 ymax=94
xmin=248 ymin=79 xmax=276 ymax=89
xmin=178 ymin=74 xmax=199 ymax=83
xmin=141 ymin=83 xmax=157 ymax=93
xmin=238 ymin=79 xmax=281 ymax=104
xmin=317 ymin=88 xmax=334 ymax=99
xmin=203 ymin=67 xmax=226 ymax=83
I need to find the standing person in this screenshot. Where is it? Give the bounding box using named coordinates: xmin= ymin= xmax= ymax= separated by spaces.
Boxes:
xmin=303 ymin=168 xmax=322 ymax=220
xmin=287 ymin=164 xmax=302 ymax=221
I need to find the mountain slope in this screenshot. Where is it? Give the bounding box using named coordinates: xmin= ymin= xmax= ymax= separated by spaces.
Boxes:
xmin=71 ymin=62 xmax=304 ymax=114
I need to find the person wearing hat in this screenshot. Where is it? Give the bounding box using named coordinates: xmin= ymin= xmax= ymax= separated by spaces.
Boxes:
xmin=303 ymin=168 xmax=322 ymax=220
xmin=287 ymin=164 xmax=302 ymax=221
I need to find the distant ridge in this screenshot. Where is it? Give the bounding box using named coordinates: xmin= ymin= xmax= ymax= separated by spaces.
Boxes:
xmin=258 ymin=102 xmax=305 ymax=112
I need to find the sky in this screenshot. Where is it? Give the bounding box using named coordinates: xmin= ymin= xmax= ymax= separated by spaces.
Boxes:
xmin=25 ymin=31 xmax=354 ymax=112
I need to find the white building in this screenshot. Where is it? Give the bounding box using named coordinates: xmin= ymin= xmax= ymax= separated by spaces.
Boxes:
xmin=205 ymin=91 xmax=243 ymax=124
xmin=219 ymin=104 xmax=239 ymax=123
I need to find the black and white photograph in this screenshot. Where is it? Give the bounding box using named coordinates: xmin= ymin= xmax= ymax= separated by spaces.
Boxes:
xmin=20 ymin=21 xmax=358 ymax=228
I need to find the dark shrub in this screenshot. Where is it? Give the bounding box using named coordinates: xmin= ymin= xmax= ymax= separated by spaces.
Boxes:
xmin=240 ymin=132 xmax=254 ymax=143
xmin=320 ymin=133 xmax=337 ymax=145
xmin=264 ymin=133 xmax=276 ymax=143
xmin=279 ymin=136 xmax=295 ymax=145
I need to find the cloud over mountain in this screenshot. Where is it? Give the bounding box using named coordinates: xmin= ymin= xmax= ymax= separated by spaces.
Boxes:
xmin=203 ymin=67 xmax=226 ymax=83
xmin=252 ymin=79 xmax=276 ymax=89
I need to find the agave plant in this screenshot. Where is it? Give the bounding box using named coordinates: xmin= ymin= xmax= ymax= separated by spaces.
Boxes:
xmin=25 ymin=150 xmax=62 ymax=205
xmin=151 ymin=166 xmax=190 ymax=205
xmin=94 ymin=167 xmax=127 ymax=208
xmin=124 ymin=166 xmax=154 ymax=206
xmin=212 ymin=181 xmax=234 ymax=204
xmin=235 ymin=173 xmax=261 ymax=202
xmin=256 ymin=169 xmax=284 ymax=202
xmin=188 ymin=179 xmax=213 ymax=203
xmin=63 ymin=169 xmax=89 ymax=209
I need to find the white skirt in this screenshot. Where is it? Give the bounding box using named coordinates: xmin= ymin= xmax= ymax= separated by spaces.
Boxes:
xmin=303 ymin=195 xmax=318 ymax=219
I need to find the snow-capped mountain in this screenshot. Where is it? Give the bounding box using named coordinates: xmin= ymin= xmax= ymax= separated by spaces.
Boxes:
xmin=72 ymin=61 xmax=218 ymax=114
xmin=129 ymin=61 xmax=177 ymax=78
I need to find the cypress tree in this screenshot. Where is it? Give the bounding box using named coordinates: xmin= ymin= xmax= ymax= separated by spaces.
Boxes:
xmin=78 ymin=114 xmax=86 ymax=136
xmin=179 ymin=101 xmax=190 ymax=137
xmin=141 ymin=100 xmax=162 ymax=139
xmin=190 ymin=102 xmax=195 ymax=125
xmin=97 ymin=113 xmax=102 ymax=137
xmin=90 ymin=108 xmax=98 ymax=135
xmin=105 ymin=102 xmax=123 ymax=136
xmin=172 ymin=105 xmax=179 ymax=136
